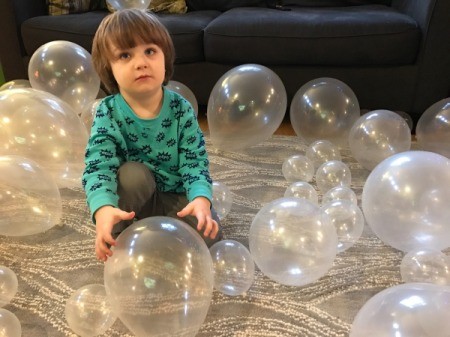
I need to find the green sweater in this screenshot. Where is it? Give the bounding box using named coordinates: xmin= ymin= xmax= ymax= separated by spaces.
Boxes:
xmin=82 ymin=88 xmax=212 ymax=217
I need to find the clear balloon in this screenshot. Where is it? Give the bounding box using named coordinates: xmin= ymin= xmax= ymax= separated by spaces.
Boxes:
xmin=28 ymin=40 xmax=100 ymax=114
xmin=65 ymin=284 xmax=116 ymax=337
xmin=290 ymin=77 xmax=360 ymax=148
xmin=362 ymin=151 xmax=450 ymax=252
xmin=395 ymin=110 xmax=413 ymax=131
xmin=349 ymin=110 xmax=411 ymax=170
xmin=0 ymin=79 xmax=31 ymax=91
xmin=400 ymin=249 xmax=450 ymax=285
xmin=416 ymin=98 xmax=450 ymax=158
xmin=0 ymin=88 xmax=88 ymax=188
xmin=249 ymin=197 xmax=337 ymax=287
xmin=0 ymin=308 xmax=21 ymax=337
xmin=209 ymin=240 xmax=255 ymax=296
xmin=212 ymin=181 xmax=233 ymax=220
xmin=350 ymin=283 xmax=450 ymax=337
xmin=284 ymin=181 xmax=318 ymax=205
xmin=0 ymin=156 xmax=62 ymax=237
xmin=104 ymin=216 xmax=213 ymax=337
xmin=166 ymin=80 xmax=199 ymax=117
xmin=0 ymin=266 xmax=18 ymax=307
xmin=107 ymin=0 xmax=150 ymax=10
xmin=207 ymin=64 xmax=287 ymax=151
xmin=80 ymin=99 xmax=102 ymax=131
xmin=322 ymin=186 xmax=358 ymax=206
xmin=305 ymin=139 xmax=341 ymax=170
xmin=321 ymin=200 xmax=364 ymax=253
xmin=315 ymin=160 xmax=352 ymax=194
xmin=282 ymin=154 xmax=314 ymax=182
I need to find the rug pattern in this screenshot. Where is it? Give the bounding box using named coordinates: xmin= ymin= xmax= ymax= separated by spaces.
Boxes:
xmin=0 ymin=135 xmax=408 ymax=336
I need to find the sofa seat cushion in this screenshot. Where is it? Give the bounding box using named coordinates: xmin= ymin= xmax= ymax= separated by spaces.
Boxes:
xmin=21 ymin=10 xmax=220 ymax=64
xmin=204 ymin=5 xmax=419 ymax=66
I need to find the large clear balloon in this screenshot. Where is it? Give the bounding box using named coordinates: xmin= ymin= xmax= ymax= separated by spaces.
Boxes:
xmin=207 ymin=64 xmax=287 ymax=151
xmin=315 ymin=160 xmax=352 ymax=194
xmin=28 ymin=40 xmax=100 ymax=113
xmin=322 ymin=186 xmax=358 ymax=206
xmin=349 ymin=110 xmax=411 ymax=170
xmin=0 ymin=308 xmax=21 ymax=337
xmin=0 ymin=79 xmax=31 ymax=91
xmin=416 ymin=98 xmax=450 ymax=158
xmin=249 ymin=197 xmax=337 ymax=287
xmin=107 ymin=0 xmax=150 ymax=10
xmin=284 ymin=181 xmax=318 ymax=205
xmin=0 ymin=266 xmax=18 ymax=307
xmin=282 ymin=154 xmax=314 ymax=182
xmin=0 ymin=88 xmax=88 ymax=188
xmin=212 ymin=181 xmax=233 ymax=220
xmin=209 ymin=240 xmax=255 ymax=296
xmin=350 ymin=283 xmax=450 ymax=337
xmin=104 ymin=216 xmax=214 ymax=337
xmin=362 ymin=151 xmax=450 ymax=252
xmin=321 ymin=200 xmax=364 ymax=253
xmin=0 ymin=156 xmax=62 ymax=237
xmin=400 ymin=249 xmax=450 ymax=285
xmin=166 ymin=81 xmax=198 ymax=117
xmin=290 ymin=77 xmax=360 ymax=148
xmin=80 ymin=99 xmax=102 ymax=132
xmin=65 ymin=284 xmax=116 ymax=337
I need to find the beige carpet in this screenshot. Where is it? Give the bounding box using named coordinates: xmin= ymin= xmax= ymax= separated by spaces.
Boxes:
xmin=0 ymin=135 xmax=407 ymax=337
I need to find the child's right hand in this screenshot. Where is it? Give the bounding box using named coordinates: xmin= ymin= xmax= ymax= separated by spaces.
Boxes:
xmin=94 ymin=205 xmax=135 ymax=262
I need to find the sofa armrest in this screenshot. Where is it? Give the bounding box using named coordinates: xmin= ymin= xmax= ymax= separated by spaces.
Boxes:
xmin=392 ymin=0 xmax=450 ymax=115
xmin=0 ymin=0 xmax=46 ymax=81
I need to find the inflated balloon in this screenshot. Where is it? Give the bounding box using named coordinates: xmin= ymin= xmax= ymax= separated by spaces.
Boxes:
xmin=321 ymin=200 xmax=364 ymax=252
xmin=166 ymin=80 xmax=199 ymax=117
xmin=0 ymin=308 xmax=21 ymax=337
xmin=315 ymin=160 xmax=352 ymax=194
xmin=0 ymin=156 xmax=62 ymax=237
xmin=0 ymin=79 xmax=31 ymax=91
xmin=350 ymin=283 xmax=450 ymax=337
xmin=65 ymin=284 xmax=116 ymax=337
xmin=0 ymin=266 xmax=18 ymax=307
xmin=249 ymin=197 xmax=337 ymax=286
xmin=28 ymin=40 xmax=100 ymax=113
xmin=322 ymin=186 xmax=358 ymax=206
xmin=104 ymin=216 xmax=213 ymax=337
xmin=349 ymin=110 xmax=411 ymax=170
xmin=212 ymin=181 xmax=233 ymax=219
xmin=107 ymin=0 xmax=150 ymax=10
xmin=400 ymin=249 xmax=450 ymax=285
xmin=284 ymin=181 xmax=318 ymax=205
xmin=0 ymin=88 xmax=88 ymax=188
xmin=305 ymin=139 xmax=341 ymax=169
xmin=282 ymin=154 xmax=314 ymax=182
xmin=416 ymin=98 xmax=450 ymax=158
xmin=362 ymin=151 xmax=450 ymax=252
xmin=80 ymin=99 xmax=102 ymax=131
xmin=395 ymin=110 xmax=413 ymax=131
xmin=209 ymin=240 xmax=255 ymax=296
xmin=207 ymin=64 xmax=287 ymax=151
xmin=290 ymin=77 xmax=360 ymax=148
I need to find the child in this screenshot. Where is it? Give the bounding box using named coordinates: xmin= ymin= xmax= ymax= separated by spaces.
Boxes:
xmin=83 ymin=8 xmax=222 ymax=261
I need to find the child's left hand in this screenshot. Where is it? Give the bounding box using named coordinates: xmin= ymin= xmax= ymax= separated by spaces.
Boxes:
xmin=177 ymin=197 xmax=219 ymax=239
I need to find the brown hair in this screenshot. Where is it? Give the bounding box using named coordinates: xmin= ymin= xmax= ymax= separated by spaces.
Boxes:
xmin=92 ymin=9 xmax=175 ymax=94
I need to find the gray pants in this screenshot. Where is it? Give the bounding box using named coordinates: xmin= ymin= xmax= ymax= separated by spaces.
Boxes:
xmin=113 ymin=162 xmax=222 ymax=247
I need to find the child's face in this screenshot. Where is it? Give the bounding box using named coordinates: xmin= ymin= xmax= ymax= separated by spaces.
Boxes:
xmin=109 ymin=41 xmax=166 ymax=98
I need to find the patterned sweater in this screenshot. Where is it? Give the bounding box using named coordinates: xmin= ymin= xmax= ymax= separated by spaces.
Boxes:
xmin=82 ymin=88 xmax=212 ymax=217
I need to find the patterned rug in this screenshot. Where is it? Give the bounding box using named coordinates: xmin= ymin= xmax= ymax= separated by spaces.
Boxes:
xmin=0 ymin=135 xmax=409 ymax=337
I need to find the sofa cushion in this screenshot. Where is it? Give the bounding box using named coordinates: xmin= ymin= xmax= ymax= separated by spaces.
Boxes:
xmin=21 ymin=10 xmax=220 ymax=63
xmin=204 ymin=6 xmax=419 ymax=66
xmin=48 ymin=0 xmax=105 ymax=15
xmin=186 ymin=0 xmax=265 ymax=11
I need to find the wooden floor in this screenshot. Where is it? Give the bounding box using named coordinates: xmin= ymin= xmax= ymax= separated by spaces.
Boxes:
xmin=197 ymin=112 xmax=296 ymax=136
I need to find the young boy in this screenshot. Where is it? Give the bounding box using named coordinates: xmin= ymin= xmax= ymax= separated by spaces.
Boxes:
xmin=83 ymin=8 xmax=221 ymax=261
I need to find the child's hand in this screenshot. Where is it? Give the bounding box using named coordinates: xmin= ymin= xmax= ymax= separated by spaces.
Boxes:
xmin=177 ymin=197 xmax=219 ymax=239
xmin=94 ymin=205 xmax=135 ymax=262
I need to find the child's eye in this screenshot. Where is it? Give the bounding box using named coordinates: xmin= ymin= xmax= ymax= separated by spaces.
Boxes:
xmin=119 ymin=52 xmax=130 ymax=60
xmin=145 ymin=48 xmax=155 ymax=56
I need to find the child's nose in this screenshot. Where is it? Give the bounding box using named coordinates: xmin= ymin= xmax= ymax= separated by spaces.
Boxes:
xmin=135 ymin=55 xmax=148 ymax=69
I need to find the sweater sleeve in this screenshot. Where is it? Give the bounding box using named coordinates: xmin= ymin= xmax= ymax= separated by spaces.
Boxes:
xmin=82 ymin=97 xmax=125 ymax=220
xmin=176 ymin=97 xmax=213 ymax=203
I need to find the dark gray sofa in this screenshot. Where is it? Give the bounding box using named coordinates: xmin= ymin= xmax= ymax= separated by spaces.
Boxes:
xmin=1 ymin=0 xmax=450 ymax=125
